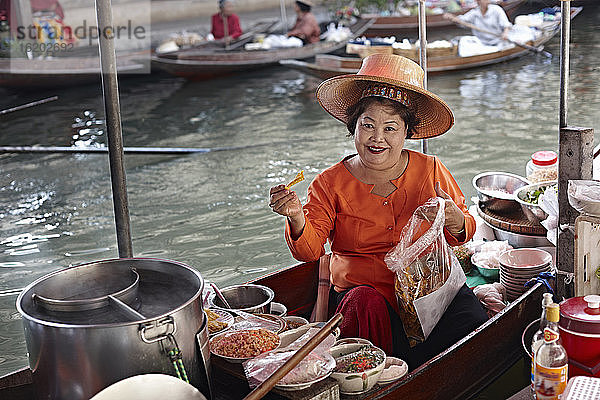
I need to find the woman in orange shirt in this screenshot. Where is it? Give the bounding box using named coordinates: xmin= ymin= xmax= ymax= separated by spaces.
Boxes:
xmin=268 ymin=54 xmax=487 ymax=369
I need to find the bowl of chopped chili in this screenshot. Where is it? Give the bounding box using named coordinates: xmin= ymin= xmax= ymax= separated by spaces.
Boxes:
xmin=329 ymin=343 xmax=386 ymax=394
xmin=209 ymin=328 xmax=280 ymax=363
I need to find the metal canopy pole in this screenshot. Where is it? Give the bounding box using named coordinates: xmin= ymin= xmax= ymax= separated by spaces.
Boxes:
xmin=418 ymin=0 xmax=428 ymax=154
xmin=559 ymin=1 xmax=570 ymax=128
xmin=95 ymin=0 xmax=134 ymax=258
xmin=279 ymin=0 xmax=288 ymax=34
xmin=556 ymin=0 xmax=594 ymax=299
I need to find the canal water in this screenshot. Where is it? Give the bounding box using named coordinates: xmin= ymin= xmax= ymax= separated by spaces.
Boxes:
xmin=0 ymin=4 xmax=598 ymax=394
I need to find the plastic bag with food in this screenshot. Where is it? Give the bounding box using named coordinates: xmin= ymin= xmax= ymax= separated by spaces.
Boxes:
xmin=385 ymin=197 xmax=466 ymax=347
xmin=243 ymin=327 xmax=336 ymax=388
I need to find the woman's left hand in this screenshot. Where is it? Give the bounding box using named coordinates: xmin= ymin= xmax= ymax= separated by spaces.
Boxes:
xmin=435 ymin=182 xmax=465 ymax=236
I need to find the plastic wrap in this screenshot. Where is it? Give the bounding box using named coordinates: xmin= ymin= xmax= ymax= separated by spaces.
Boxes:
xmin=568 ymin=180 xmax=600 ymax=216
xmin=385 ymin=197 xmax=466 ymax=347
xmin=243 ymin=327 xmax=336 ymax=388
xmin=472 ymin=282 xmax=507 ymax=318
xmin=471 ymin=240 xmax=513 ymax=269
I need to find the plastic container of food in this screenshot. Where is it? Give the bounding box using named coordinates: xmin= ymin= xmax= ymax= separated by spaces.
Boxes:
xmin=526 ymin=151 xmax=558 ymax=183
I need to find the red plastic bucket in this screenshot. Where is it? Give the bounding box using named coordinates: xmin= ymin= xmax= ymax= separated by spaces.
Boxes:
xmin=559 ymin=295 xmax=600 ymax=378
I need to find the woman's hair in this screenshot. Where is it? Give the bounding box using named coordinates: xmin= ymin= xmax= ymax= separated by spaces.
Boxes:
xmin=218 ymin=0 xmax=230 ymax=9
xmin=345 ymin=96 xmax=420 ymax=138
xmin=296 ymin=1 xmax=311 ymax=12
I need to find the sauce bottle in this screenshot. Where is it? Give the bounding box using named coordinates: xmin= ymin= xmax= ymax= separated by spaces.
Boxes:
xmin=534 ymin=303 xmax=568 ymax=400
xmin=530 ymin=292 xmax=554 ymax=398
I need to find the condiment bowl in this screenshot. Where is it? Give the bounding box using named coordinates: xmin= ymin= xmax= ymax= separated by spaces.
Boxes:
xmin=209 ymin=328 xmax=280 ymax=363
xmin=470 ymin=254 xmax=499 ymax=281
xmin=472 ymin=172 xmax=529 ymax=213
xmin=209 ymin=284 xmax=274 ymax=314
xmin=514 ymin=181 xmax=557 ymax=225
xmin=329 ymin=343 xmax=386 ymax=394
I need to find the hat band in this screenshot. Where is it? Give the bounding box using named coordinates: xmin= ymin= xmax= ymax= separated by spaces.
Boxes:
xmin=361 ymin=84 xmax=411 ymax=107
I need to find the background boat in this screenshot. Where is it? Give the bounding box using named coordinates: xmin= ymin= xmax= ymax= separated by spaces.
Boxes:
xmin=0 ymin=53 xmax=147 ymax=89
xmin=362 ymin=0 xmax=526 ymax=36
xmin=151 ymin=18 xmax=374 ymax=81
xmin=280 ymin=7 xmax=582 ymax=78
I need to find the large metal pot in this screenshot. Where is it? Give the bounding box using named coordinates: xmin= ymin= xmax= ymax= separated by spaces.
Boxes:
xmin=17 ymin=258 xmax=211 ymax=400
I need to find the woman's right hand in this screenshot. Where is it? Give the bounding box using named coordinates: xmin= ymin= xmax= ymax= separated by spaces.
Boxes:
xmin=269 ymin=185 xmax=306 ymax=239
xmin=268 ymin=185 xmax=303 ymax=218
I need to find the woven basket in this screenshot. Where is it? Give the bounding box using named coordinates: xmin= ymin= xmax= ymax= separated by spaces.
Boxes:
xmin=393 ymin=45 xmax=457 ymax=61
xmin=347 ymin=43 xmax=394 ymax=58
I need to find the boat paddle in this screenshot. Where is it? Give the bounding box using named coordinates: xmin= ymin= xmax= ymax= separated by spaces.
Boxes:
xmin=444 ymin=13 xmax=552 ymax=58
xmin=0 ymin=96 xmax=58 ymax=116
xmin=243 ymin=313 xmax=343 ymax=400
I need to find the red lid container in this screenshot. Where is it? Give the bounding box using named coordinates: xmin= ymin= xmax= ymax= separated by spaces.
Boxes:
xmin=559 ymin=295 xmax=600 ymax=378
xmin=531 ymin=150 xmax=558 ymax=166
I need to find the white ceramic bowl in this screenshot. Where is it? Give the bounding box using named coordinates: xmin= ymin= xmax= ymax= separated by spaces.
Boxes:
xmin=283 ymin=316 xmax=309 ymax=331
xmin=498 ymin=248 xmax=553 ymax=270
xmin=377 ymin=357 xmax=408 ymax=384
xmin=329 ymin=343 xmax=386 ymax=394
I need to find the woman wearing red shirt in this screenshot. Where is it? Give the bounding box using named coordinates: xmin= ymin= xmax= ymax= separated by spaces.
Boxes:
xmin=211 ymin=0 xmax=242 ymax=42
xmin=269 ymin=54 xmax=487 ymax=369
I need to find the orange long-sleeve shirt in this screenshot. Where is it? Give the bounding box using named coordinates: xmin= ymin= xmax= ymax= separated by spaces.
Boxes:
xmin=285 ymin=150 xmax=475 ymax=312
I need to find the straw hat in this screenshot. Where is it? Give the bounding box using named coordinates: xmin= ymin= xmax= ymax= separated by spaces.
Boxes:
xmin=296 ymin=0 xmax=314 ymax=7
xmin=316 ymin=54 xmax=454 ymax=139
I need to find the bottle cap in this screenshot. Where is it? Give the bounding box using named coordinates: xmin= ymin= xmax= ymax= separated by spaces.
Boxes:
xmin=542 ymin=292 xmax=553 ymax=306
xmin=547 ymin=303 xmax=559 ymax=322
xmin=531 ymin=151 xmax=558 ymax=166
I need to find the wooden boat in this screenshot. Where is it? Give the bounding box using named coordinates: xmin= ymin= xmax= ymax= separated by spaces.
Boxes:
xmin=150 ymin=18 xmax=375 ymax=81
xmin=362 ymin=0 xmax=526 ymax=36
xmin=280 ymin=7 xmax=582 ymax=78
xmin=0 ymin=52 xmax=148 ymax=89
xmin=0 ymin=255 xmax=544 ymax=400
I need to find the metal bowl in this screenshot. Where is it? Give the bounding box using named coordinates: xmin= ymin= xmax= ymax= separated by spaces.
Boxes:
xmin=485 ymin=221 xmax=552 ymax=248
xmin=210 ymin=284 xmax=274 ymax=314
xmin=472 ymin=172 xmax=529 ymax=213
xmin=514 ymin=181 xmax=557 ymax=225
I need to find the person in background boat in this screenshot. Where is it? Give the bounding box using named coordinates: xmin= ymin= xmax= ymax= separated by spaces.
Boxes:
xmin=286 ymin=0 xmax=320 ymax=44
xmin=268 ymin=54 xmax=488 ymax=369
xmin=210 ymin=0 xmax=242 ymax=43
xmin=447 ymin=0 xmax=512 ymax=46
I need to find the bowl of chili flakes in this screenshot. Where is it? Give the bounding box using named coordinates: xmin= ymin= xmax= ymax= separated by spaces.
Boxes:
xmin=209 ymin=328 xmax=280 ymax=363
xmin=329 ymin=343 xmax=386 ymax=394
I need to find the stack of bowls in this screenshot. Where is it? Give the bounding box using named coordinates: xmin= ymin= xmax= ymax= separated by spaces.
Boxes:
xmin=498 ymin=248 xmax=553 ymax=301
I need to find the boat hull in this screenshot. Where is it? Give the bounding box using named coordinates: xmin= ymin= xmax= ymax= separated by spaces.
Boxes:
xmin=362 ymin=0 xmax=526 ymax=36
xmin=0 ymin=258 xmax=544 ymax=399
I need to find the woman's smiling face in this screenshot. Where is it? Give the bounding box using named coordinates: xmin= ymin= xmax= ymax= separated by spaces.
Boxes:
xmin=354 ymin=102 xmax=407 ymax=172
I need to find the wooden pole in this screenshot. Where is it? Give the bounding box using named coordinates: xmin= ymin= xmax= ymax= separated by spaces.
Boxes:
xmin=95 ymin=0 xmax=133 ymax=258
xmin=556 ymin=126 xmax=594 ymax=299
xmin=0 ymin=96 xmax=58 ymax=115
xmin=418 ymin=0 xmax=428 ymax=154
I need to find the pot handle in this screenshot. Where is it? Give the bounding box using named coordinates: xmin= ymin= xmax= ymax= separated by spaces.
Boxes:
xmin=140 ymin=316 xmax=177 ymax=344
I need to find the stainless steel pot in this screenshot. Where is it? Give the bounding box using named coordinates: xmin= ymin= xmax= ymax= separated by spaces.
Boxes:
xmin=17 ymin=258 xmax=211 ymax=400
xmin=209 ymin=284 xmax=274 ymax=314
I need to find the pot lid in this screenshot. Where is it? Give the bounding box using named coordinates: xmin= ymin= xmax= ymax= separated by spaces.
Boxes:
xmin=559 ymin=295 xmax=600 ymax=335
xmin=17 ymin=258 xmax=204 ymax=327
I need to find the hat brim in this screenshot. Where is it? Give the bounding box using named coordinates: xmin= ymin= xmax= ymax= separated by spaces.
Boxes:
xmin=316 ymin=74 xmax=454 ymax=139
